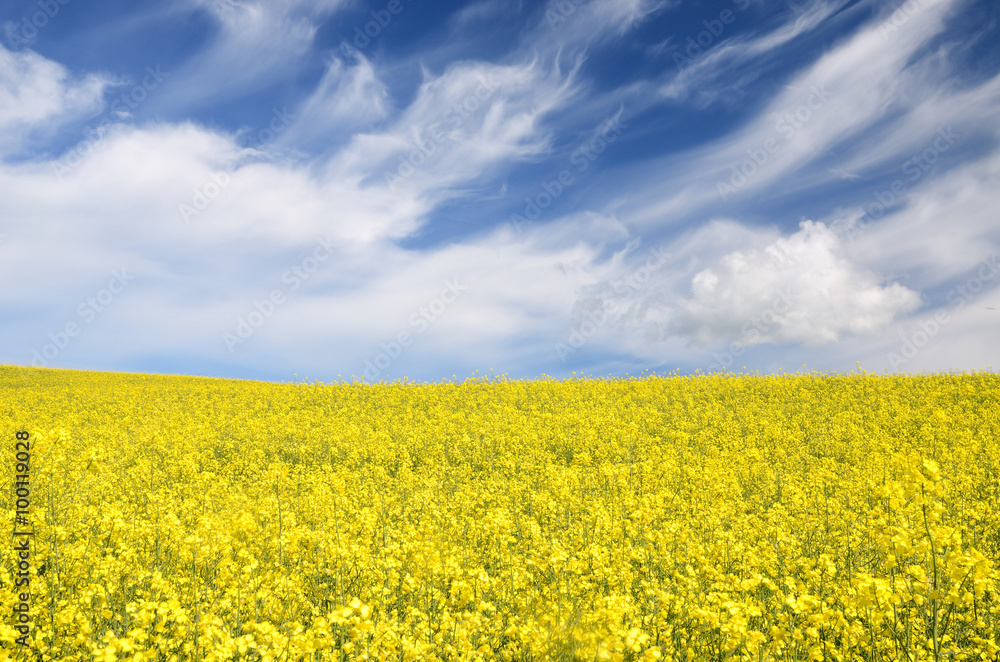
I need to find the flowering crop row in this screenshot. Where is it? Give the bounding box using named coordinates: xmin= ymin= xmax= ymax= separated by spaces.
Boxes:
xmin=1 ymin=367 xmax=998 ymax=661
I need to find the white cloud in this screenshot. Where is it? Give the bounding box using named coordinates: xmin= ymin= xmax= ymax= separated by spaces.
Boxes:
xmin=3 ymin=0 xmax=998 ymax=380
xmin=0 ymin=41 xmax=610 ymax=378
xmin=733 ymin=0 xmax=958 ymax=185
xmin=668 ymin=220 xmax=922 ymax=346
xmin=662 ymin=0 xmax=851 ymax=106
xmin=151 ymin=0 xmax=349 ymax=114
xmin=525 ymin=0 xmax=676 ymax=54
xmin=836 ymin=147 xmax=1000 ymax=285
xmin=568 ymin=221 xmax=922 ymax=355
xmin=331 ymin=57 xmax=584 ymax=198
xmin=277 ymin=53 xmax=390 ymax=151
xmin=614 ymin=0 xmax=997 ymax=232
xmin=578 ymin=0 xmax=675 ymax=37
xmin=0 ymin=45 xmax=110 ymax=156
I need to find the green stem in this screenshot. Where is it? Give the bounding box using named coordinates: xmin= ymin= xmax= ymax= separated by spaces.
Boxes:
xmin=921 ymin=485 xmax=940 ymax=662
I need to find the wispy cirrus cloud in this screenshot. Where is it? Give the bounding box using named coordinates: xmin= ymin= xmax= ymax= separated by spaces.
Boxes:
xmin=662 ymin=0 xmax=854 ymax=106
xmin=0 ymin=45 xmax=111 ymax=156
xmin=1 ymin=0 xmax=998 ymax=380
xmin=149 ymin=0 xmax=351 ymax=115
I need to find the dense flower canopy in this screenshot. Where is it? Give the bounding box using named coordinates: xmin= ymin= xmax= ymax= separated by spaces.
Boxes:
xmin=1 ymin=367 xmax=998 ymax=660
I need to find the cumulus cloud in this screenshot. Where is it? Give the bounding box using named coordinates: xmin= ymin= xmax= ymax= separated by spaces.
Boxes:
xmin=668 ymin=221 xmax=922 ymax=346
xmin=568 ymin=221 xmax=922 ymax=354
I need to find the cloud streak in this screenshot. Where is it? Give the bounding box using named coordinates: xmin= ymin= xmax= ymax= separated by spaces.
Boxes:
xmin=1 ymin=0 xmax=998 ymax=379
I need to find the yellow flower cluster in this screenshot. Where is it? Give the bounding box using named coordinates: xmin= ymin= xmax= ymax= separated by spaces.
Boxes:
xmin=1 ymin=366 xmax=999 ymax=661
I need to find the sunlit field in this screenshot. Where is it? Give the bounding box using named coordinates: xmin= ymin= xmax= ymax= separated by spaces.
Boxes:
xmin=1 ymin=367 xmax=998 ymax=661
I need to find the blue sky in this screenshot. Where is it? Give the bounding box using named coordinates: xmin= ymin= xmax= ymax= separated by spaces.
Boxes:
xmin=2 ymin=0 xmax=998 ymax=383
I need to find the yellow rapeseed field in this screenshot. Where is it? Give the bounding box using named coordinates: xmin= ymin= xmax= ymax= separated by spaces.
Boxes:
xmin=1 ymin=366 xmax=998 ymax=661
